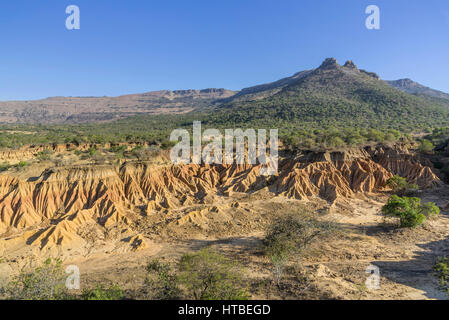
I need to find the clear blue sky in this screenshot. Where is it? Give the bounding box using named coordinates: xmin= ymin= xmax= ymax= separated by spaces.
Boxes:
xmin=0 ymin=0 xmax=448 ymax=100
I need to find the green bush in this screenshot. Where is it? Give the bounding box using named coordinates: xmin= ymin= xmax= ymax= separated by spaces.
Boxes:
xmin=81 ymin=285 xmax=123 ymax=300
xmin=0 ymin=163 xmax=11 ymax=172
xmin=5 ymin=258 xmax=69 ymax=300
xmin=15 ymin=161 xmax=28 ymax=168
xmin=386 ymin=175 xmax=418 ymax=195
xmin=434 ymin=257 xmax=449 ymax=294
xmin=145 ymin=260 xmax=180 ymax=300
xmin=160 ymin=140 xmax=177 ymax=150
xmin=381 ymin=195 xmax=440 ymax=228
xmin=418 ymin=139 xmax=434 ymax=154
xmin=87 ymin=147 xmax=97 ymax=156
xmin=109 ymin=145 xmax=127 ymax=158
xmin=178 ymin=248 xmax=249 ymax=300
xmin=36 ymin=149 xmax=53 ymax=161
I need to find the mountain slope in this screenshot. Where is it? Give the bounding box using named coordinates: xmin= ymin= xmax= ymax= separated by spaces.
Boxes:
xmin=206 ymin=58 xmax=449 ymax=131
xmin=0 ymin=89 xmax=236 ymax=124
xmin=1 ymin=59 xmax=448 ymax=131
xmin=227 ymin=70 xmax=313 ymax=102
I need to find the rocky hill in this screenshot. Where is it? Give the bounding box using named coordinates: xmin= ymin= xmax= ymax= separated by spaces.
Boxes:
xmin=207 ymin=58 xmax=449 ymax=130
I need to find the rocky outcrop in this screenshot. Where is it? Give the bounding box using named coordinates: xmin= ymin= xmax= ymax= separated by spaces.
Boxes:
xmin=0 ymin=142 xmax=148 ymax=163
xmin=274 ymin=155 xmax=391 ymax=203
xmin=0 ymin=146 xmax=441 ymax=250
xmin=366 ymin=145 xmax=442 ymax=188
xmin=343 ymin=60 xmax=358 ymax=70
xmin=318 ymin=58 xmax=340 ymax=70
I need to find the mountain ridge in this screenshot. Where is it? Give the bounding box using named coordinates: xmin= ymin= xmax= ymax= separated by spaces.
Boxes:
xmin=0 ymin=88 xmax=236 ymax=124
xmin=0 ymin=58 xmax=448 ymax=125
xmin=205 ymin=58 xmax=449 ymax=131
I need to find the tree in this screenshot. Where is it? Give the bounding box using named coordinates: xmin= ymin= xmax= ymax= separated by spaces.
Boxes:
xmin=386 ymin=175 xmax=418 ymax=195
xmin=5 ymin=258 xmax=69 ymax=300
xmin=145 ymin=260 xmax=180 ymax=300
xmin=178 ymin=248 xmax=249 ymax=300
xmin=263 ymin=212 xmax=334 ymax=286
xmin=418 ymin=139 xmax=434 ymax=154
xmin=381 ymin=195 xmax=440 ymax=228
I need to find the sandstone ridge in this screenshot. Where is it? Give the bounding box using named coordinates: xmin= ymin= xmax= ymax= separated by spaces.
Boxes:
xmin=0 ymin=146 xmax=441 ymax=252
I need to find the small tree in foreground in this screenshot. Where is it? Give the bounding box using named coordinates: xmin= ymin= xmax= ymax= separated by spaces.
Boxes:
xmin=263 ymin=212 xmax=334 ymax=286
xmin=145 ymin=259 xmax=181 ymax=300
xmin=5 ymin=258 xmax=69 ymax=300
xmin=178 ymin=248 xmax=249 ymax=300
xmin=382 ymin=195 xmax=439 ymax=228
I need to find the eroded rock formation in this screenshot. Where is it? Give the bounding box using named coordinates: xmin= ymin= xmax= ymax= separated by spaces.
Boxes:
xmin=0 ymin=145 xmax=441 ymax=251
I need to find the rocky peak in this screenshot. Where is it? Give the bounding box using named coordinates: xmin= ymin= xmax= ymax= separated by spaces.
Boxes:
xmin=318 ymin=58 xmax=340 ymax=70
xmin=343 ymin=60 xmax=358 ymax=70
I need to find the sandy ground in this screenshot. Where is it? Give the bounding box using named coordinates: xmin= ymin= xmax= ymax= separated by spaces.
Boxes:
xmin=31 ymin=187 xmax=447 ymax=300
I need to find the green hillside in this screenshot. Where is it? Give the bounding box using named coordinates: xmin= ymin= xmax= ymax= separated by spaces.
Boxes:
xmin=206 ymin=58 xmax=449 ymax=131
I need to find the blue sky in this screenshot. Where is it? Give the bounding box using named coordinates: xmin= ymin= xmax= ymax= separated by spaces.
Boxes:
xmin=0 ymin=0 xmax=448 ymax=100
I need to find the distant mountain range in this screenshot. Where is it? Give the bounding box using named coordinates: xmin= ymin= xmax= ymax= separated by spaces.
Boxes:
xmin=0 ymin=58 xmax=448 ymax=126
xmin=386 ymin=78 xmax=449 ymax=101
xmin=0 ymin=89 xmax=235 ymax=124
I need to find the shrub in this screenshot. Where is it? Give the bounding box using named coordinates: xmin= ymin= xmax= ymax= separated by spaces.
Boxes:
xmin=36 ymin=149 xmax=53 ymax=161
xmin=16 ymin=161 xmax=28 ymax=168
xmin=0 ymin=163 xmax=11 ymax=172
xmin=418 ymin=139 xmax=434 ymax=154
xmin=109 ymin=145 xmax=127 ymax=158
xmin=381 ymin=195 xmax=440 ymax=228
xmin=263 ymin=212 xmax=334 ymax=286
xmin=5 ymin=258 xmax=69 ymax=300
xmin=81 ymin=285 xmax=123 ymax=300
xmin=434 ymin=257 xmax=449 ymax=293
xmin=178 ymin=248 xmax=249 ymax=300
xmin=91 ymin=153 xmax=109 ymax=164
xmin=145 ymin=260 xmax=180 ymax=300
xmin=87 ymin=147 xmax=97 ymax=156
xmin=130 ymin=146 xmax=162 ymax=161
xmin=386 ymin=175 xmax=418 ymax=195
xmin=160 ymin=140 xmax=177 ymax=150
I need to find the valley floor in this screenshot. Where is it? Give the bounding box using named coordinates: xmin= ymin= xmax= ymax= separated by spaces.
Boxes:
xmin=57 ymin=187 xmax=449 ymax=300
